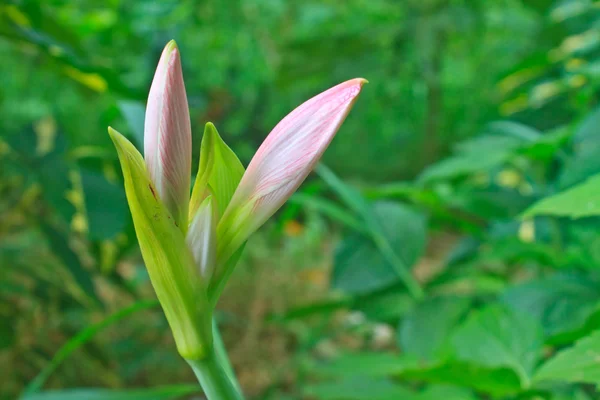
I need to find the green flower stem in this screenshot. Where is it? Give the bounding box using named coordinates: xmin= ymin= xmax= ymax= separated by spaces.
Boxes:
xmin=212 ymin=320 xmax=242 ymax=394
xmin=187 ymin=344 xmax=244 ymax=400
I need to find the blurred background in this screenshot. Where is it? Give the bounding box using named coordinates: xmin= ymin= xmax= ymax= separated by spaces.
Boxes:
xmin=2 ymin=0 xmax=600 ymax=399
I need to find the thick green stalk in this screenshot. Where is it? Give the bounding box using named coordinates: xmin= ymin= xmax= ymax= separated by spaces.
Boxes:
xmin=187 ymin=346 xmax=244 ymax=400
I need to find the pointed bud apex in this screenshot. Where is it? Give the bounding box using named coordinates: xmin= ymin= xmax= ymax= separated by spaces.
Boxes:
xmin=144 ymin=40 xmax=192 ymax=233
xmin=109 ymin=127 xmax=211 ymax=359
xmin=215 ymin=78 xmax=366 ymax=281
xmin=187 ymin=196 xmax=217 ymax=283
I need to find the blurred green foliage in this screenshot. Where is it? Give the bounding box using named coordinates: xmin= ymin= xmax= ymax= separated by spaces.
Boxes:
xmin=3 ymin=0 xmax=600 ymax=399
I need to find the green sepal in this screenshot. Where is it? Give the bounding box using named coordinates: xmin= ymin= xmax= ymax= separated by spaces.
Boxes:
xmin=190 ymin=123 xmax=245 ymax=220
xmin=109 ymin=127 xmax=211 ymax=359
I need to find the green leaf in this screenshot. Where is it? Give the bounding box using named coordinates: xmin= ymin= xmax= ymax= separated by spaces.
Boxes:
xmin=190 ymin=123 xmax=245 ymax=218
xmin=400 ymin=361 xmax=522 ymax=397
xmin=417 ymin=385 xmax=476 ymax=400
xmin=534 ymin=330 xmax=600 ymax=386
xmin=312 ymin=352 xmax=522 ymax=397
xmin=312 ymin=352 xmax=414 ymax=378
xmin=23 ymin=300 xmax=159 ymax=395
xmin=304 ymin=378 xmax=412 ymax=400
xmin=450 ymin=305 xmax=543 ymax=387
xmin=399 ymin=296 xmax=471 ymax=361
xmin=501 ymin=272 xmax=600 ymax=341
xmin=22 ymin=385 xmax=200 ymax=400
xmin=419 ymin=135 xmax=523 ymax=182
xmin=332 ymin=201 xmax=427 ymax=295
xmin=80 ymin=170 xmax=128 ymax=240
xmin=522 ymin=173 xmax=600 ymax=219
xmin=39 ymin=222 xmax=99 ymax=306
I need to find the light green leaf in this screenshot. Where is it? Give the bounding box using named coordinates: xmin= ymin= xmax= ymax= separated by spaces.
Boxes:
xmin=190 ymin=123 xmax=245 ymax=218
xmin=534 ymin=330 xmax=600 ymax=386
xmin=22 ymin=385 xmax=200 ymax=400
xmin=450 ymin=305 xmax=543 ymax=388
xmin=109 ymin=128 xmax=210 ymax=359
xmin=522 ymin=173 xmax=600 ymax=219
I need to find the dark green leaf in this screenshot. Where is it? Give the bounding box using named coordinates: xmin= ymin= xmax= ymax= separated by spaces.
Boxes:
xmin=80 ymin=170 xmax=128 ymax=240
xmin=332 ymin=201 xmax=426 ymax=295
xmin=501 ymin=272 xmax=600 ymax=341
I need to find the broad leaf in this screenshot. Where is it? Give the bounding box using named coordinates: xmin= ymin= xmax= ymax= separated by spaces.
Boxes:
xmin=523 ymin=173 xmax=600 ymax=219
xmin=501 ymin=272 xmax=600 ymax=341
xmin=534 ymin=330 xmax=600 ymax=386
xmin=304 ymin=377 xmax=412 ymax=400
xmin=332 ymin=201 xmax=427 ymax=295
xmin=399 ymin=296 xmax=471 ymax=361
xmin=450 ymin=305 xmax=543 ymax=388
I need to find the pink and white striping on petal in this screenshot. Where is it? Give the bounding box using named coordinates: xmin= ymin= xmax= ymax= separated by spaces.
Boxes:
xmin=144 ymin=41 xmax=192 ymax=232
xmin=219 ymin=78 xmax=366 ymax=256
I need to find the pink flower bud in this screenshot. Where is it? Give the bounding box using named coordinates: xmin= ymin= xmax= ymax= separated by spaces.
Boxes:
xmin=217 ymin=78 xmax=366 ymax=265
xmin=144 ymin=40 xmax=192 ymax=232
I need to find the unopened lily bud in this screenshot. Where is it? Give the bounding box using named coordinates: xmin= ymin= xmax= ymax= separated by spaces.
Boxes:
xmin=144 ymin=40 xmax=192 ymax=232
xmin=214 ymin=78 xmax=366 ymax=287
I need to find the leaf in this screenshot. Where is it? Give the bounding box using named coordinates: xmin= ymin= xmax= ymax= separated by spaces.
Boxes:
xmin=399 ymin=296 xmax=471 ymax=361
xmin=522 ymin=173 xmax=600 ymax=219
xmin=501 ymin=272 xmax=600 ymax=341
xmin=39 ymin=222 xmax=99 ymax=305
xmin=22 ymin=385 xmax=200 ymax=400
xmin=332 ymin=201 xmax=427 ymax=295
xmin=118 ymin=100 xmax=146 ymax=146
xmin=417 ymin=385 xmax=476 ymax=400
xmin=312 ymin=352 xmax=414 ymax=378
xmin=312 ymin=352 xmax=522 ymax=397
xmin=534 ymin=330 xmax=600 ymax=386
xmin=450 ymin=305 xmax=543 ymax=387
xmin=304 ymin=377 xmax=412 ymax=400
xmin=80 ymin=170 xmax=128 ymax=240
xmin=559 ymin=106 xmax=600 ymax=187
xmin=419 ymin=135 xmax=523 ymax=182
xmin=23 ymin=300 xmax=159 ymax=395
xmin=190 ymin=123 xmax=245 ymax=218
xmin=400 ymin=361 xmax=522 ymax=397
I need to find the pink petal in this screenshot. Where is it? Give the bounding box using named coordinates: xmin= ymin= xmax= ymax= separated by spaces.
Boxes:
xmin=144 ymin=40 xmax=192 ymax=232
xmin=218 ymin=78 xmax=366 ymax=262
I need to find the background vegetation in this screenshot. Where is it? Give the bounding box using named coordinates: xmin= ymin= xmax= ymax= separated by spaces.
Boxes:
xmin=2 ymin=0 xmax=600 ymax=399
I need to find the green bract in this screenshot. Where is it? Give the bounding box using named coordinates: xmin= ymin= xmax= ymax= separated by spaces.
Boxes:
xmin=109 ymin=128 xmax=211 ymax=359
